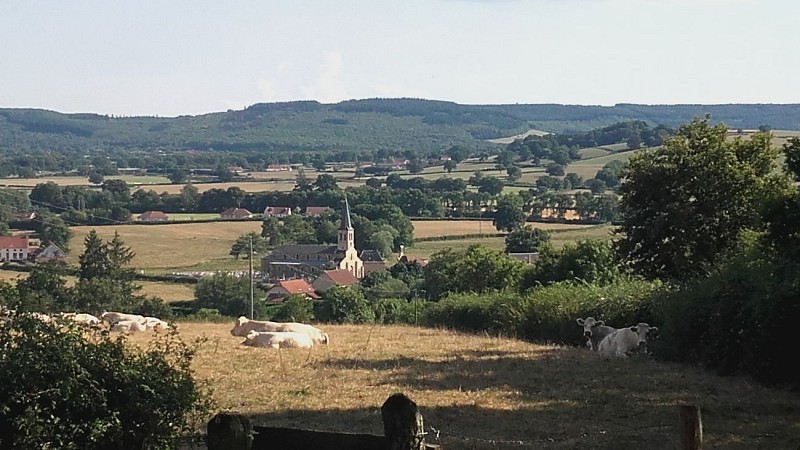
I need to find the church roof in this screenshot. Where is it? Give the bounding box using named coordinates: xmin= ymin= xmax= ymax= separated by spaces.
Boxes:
xmin=359 ymin=249 xmax=385 ymax=262
xmin=268 ymin=244 xmax=339 ymax=256
xmin=339 ymin=197 xmax=353 ymax=231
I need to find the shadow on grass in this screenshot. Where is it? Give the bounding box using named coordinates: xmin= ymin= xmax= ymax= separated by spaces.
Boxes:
xmin=289 ymin=348 xmax=800 ymax=450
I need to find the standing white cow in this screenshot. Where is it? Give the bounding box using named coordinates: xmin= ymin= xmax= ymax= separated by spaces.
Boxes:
xmin=576 ymin=317 xmax=617 ymax=351
xmin=241 ymin=331 xmax=314 ymax=349
xmin=597 ymin=322 xmax=659 ymax=358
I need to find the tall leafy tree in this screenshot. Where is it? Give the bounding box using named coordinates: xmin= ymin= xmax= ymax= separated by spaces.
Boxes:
xmin=617 ymin=118 xmax=789 ymax=280
xmin=494 ymin=193 xmax=525 ymax=232
xmin=504 ymin=226 xmax=551 ymax=253
xmin=423 ymin=244 xmax=524 ymax=300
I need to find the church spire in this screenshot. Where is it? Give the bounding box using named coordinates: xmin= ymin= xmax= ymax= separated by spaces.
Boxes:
xmin=339 ymin=196 xmax=353 ymax=231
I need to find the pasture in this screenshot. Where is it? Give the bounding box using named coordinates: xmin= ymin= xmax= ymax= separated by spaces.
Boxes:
xmin=130 ymin=322 xmax=800 ymax=449
xmin=0 ymin=269 xmax=195 ymax=302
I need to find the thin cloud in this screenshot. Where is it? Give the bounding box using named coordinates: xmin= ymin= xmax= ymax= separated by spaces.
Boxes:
xmin=300 ymin=52 xmax=349 ymax=103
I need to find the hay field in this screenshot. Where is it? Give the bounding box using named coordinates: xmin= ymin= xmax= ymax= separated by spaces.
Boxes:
xmin=68 ymin=222 xmax=261 ymax=274
xmin=130 ymin=323 xmax=800 ymax=449
xmin=0 ymin=175 xmax=170 ymax=188
xmin=411 ymin=220 xmax=598 ymax=239
xmin=566 ymin=150 xmax=639 ymax=179
xmin=0 ymin=269 xmax=194 ymax=302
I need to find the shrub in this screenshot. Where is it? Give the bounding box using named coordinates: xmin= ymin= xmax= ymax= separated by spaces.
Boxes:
xmin=0 ymin=314 xmax=212 ymax=449
xmin=373 ymin=298 xmax=429 ymax=325
xmin=313 ymin=286 xmax=375 ymax=324
xmin=271 ymin=295 xmax=314 ymax=323
xmin=423 ymin=291 xmax=524 ymax=335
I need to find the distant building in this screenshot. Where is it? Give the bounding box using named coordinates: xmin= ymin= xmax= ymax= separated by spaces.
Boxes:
xmin=137 ymin=211 xmax=169 ymax=222
xmin=261 ymin=198 xmax=364 ymax=281
xmin=304 ymin=206 xmax=331 ymax=217
xmin=0 ymin=236 xmax=29 ymax=262
xmin=508 ymin=252 xmax=540 ymax=264
xmin=263 ymin=206 xmax=292 ymax=218
xmin=359 ymin=249 xmax=387 ymax=275
xmin=265 ymin=164 xmax=292 ymax=172
xmin=32 ymin=243 xmax=67 ymax=264
xmin=397 ymin=246 xmax=428 ymax=267
xmin=312 ymin=269 xmax=360 ymax=292
xmin=265 ymin=279 xmax=320 ymax=303
xmin=220 ymin=208 xmax=254 ymax=219
xmin=13 ymin=211 xmax=37 ymax=221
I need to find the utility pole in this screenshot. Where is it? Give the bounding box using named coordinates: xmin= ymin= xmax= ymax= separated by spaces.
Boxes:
xmin=249 ymin=235 xmax=254 ymax=320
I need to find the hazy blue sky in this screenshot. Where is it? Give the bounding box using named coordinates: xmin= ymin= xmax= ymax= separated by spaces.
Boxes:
xmin=1 ymin=0 xmax=797 ymax=117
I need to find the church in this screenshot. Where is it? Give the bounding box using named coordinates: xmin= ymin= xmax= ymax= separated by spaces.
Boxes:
xmin=260 ymin=198 xmax=364 ymax=281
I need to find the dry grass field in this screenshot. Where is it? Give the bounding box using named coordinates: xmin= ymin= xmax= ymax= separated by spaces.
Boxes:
xmin=126 ymin=322 xmax=800 ymax=449
xmin=68 ymin=222 xmax=262 ymax=274
xmin=0 ymin=175 xmax=170 ymax=188
xmin=411 ymin=220 xmax=598 ymax=239
xmin=0 ymin=269 xmax=195 ymax=301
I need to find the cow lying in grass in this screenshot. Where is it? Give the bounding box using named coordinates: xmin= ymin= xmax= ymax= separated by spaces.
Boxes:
xmin=576 ymin=317 xmax=618 ymax=351
xmin=597 ymin=322 xmax=659 ymax=358
xmin=231 ymin=317 xmax=329 ymax=345
xmin=241 ymin=331 xmax=314 ymax=349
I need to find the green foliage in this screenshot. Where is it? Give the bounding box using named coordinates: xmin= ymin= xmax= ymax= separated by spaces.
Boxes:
xmin=423 ymin=244 xmax=525 ymax=300
xmin=313 ymin=286 xmax=375 ymax=324
xmin=271 ymin=295 xmax=314 ymax=323
xmin=521 ymin=240 xmax=620 ymax=289
xmin=362 ymin=278 xmax=410 ymax=301
xmin=650 ymin=245 xmax=800 ymax=387
xmin=617 ymin=118 xmax=789 ymax=280
xmin=194 ymin=273 xmax=253 ymax=318
xmin=229 ymin=232 xmax=269 ymax=260
xmin=493 ymin=193 xmax=525 ymax=232
xmin=373 ymin=298 xmax=428 ymax=325
xmin=594 ymin=160 xmax=627 ymax=188
xmin=504 ymin=226 xmax=551 ymax=253
xmin=0 ymin=315 xmax=212 ymax=449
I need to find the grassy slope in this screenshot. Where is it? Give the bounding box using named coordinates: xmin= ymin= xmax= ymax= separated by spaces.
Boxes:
xmin=134 ymin=322 xmax=800 ymax=449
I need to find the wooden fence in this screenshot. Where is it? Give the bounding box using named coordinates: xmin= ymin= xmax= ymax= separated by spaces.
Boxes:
xmin=206 ymin=393 xmax=441 ymax=450
xmin=206 ymin=393 xmax=704 ymax=450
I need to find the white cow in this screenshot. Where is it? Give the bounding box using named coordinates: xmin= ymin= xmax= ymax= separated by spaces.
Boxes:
xmin=576 ymin=317 xmax=618 ymax=351
xmin=58 ymin=313 xmax=101 ymax=327
xmin=111 ymin=320 xmax=147 ymax=334
xmin=241 ymin=331 xmax=314 ymax=349
xmin=230 ymin=317 xmax=284 ymax=336
xmin=101 ymin=311 xmax=146 ymax=327
xmin=231 ymin=317 xmax=329 ymax=344
xmin=597 ymin=322 xmax=659 ymax=358
xmin=143 ymin=316 xmax=170 ymax=331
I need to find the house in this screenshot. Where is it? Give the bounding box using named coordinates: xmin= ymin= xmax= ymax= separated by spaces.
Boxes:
xmin=32 ymin=243 xmax=67 ymax=264
xmin=312 ymin=269 xmax=360 ymax=292
xmin=263 ymin=206 xmax=292 ymax=218
xmin=13 ymin=211 xmax=36 ymax=221
xmin=508 ymin=252 xmax=540 ymax=264
xmin=265 ymin=279 xmax=320 ymax=303
xmin=220 ymin=208 xmax=254 ymax=219
xmin=137 ymin=210 xmax=169 ymax=222
xmin=397 ymin=245 xmax=428 ymax=267
xmin=304 ymin=206 xmax=331 ymax=217
xmin=227 ymin=166 xmax=245 ymax=174
xmin=261 ymin=198 xmax=364 ymax=281
xmin=265 ymin=164 xmax=292 ymax=172
xmin=359 ymin=249 xmax=387 ymax=275
xmin=0 ymin=236 xmax=29 ymax=262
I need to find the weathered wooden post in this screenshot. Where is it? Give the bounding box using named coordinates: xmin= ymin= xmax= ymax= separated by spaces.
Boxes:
xmin=678 ymin=405 xmax=703 ymax=450
xmin=382 ymin=393 xmax=429 ymax=450
xmin=207 ymin=412 xmax=253 ymax=450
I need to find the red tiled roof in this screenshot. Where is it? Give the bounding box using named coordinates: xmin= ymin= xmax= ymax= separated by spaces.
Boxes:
xmin=275 ymin=279 xmax=320 ymax=298
xmin=221 ymin=208 xmax=253 ymax=217
xmin=138 ymin=210 xmax=169 ymax=219
xmin=264 ymin=206 xmax=292 ymax=215
xmin=321 ymin=269 xmax=359 ymax=286
xmin=304 ymin=206 xmax=330 ymax=216
xmin=0 ymin=236 xmax=28 ymax=249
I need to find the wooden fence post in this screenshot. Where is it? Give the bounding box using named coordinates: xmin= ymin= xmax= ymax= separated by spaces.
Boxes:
xmin=207 ymin=412 xmax=253 ymax=450
xmin=382 ymin=393 xmax=427 ymax=450
xmin=678 ymin=405 xmax=702 ymax=450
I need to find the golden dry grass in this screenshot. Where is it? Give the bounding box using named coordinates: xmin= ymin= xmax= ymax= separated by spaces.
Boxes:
xmin=411 ymin=221 xmax=598 ymax=239
xmin=0 ymin=269 xmax=195 ymax=302
xmin=68 ymin=222 xmax=261 ymax=274
xmin=0 ymin=175 xmax=171 ymax=188
xmin=126 ymin=323 xmax=800 ymax=449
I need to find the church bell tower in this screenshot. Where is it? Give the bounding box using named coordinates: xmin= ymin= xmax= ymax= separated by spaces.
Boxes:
xmin=337 ymin=197 xmax=354 ymax=251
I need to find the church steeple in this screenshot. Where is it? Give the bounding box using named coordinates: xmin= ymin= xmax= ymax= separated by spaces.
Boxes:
xmin=337 ymin=197 xmax=354 ymax=251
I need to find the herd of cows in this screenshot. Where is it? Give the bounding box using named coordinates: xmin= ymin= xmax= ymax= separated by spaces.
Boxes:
xmin=577 ymin=316 xmax=660 ymax=357
xmin=1 ymin=306 xmax=657 ymax=358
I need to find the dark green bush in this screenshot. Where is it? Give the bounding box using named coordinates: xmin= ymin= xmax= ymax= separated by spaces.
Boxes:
xmin=0 ymin=314 xmax=212 ymax=449
xmin=271 ymin=295 xmax=314 ymax=323
xmin=423 ymin=291 xmax=525 ymax=335
xmin=373 ymin=298 xmax=429 ymax=325
xmin=313 ymin=286 xmax=375 ymax=324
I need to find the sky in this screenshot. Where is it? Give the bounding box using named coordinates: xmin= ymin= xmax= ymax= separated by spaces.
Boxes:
xmin=1 ymin=0 xmax=798 ymax=117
